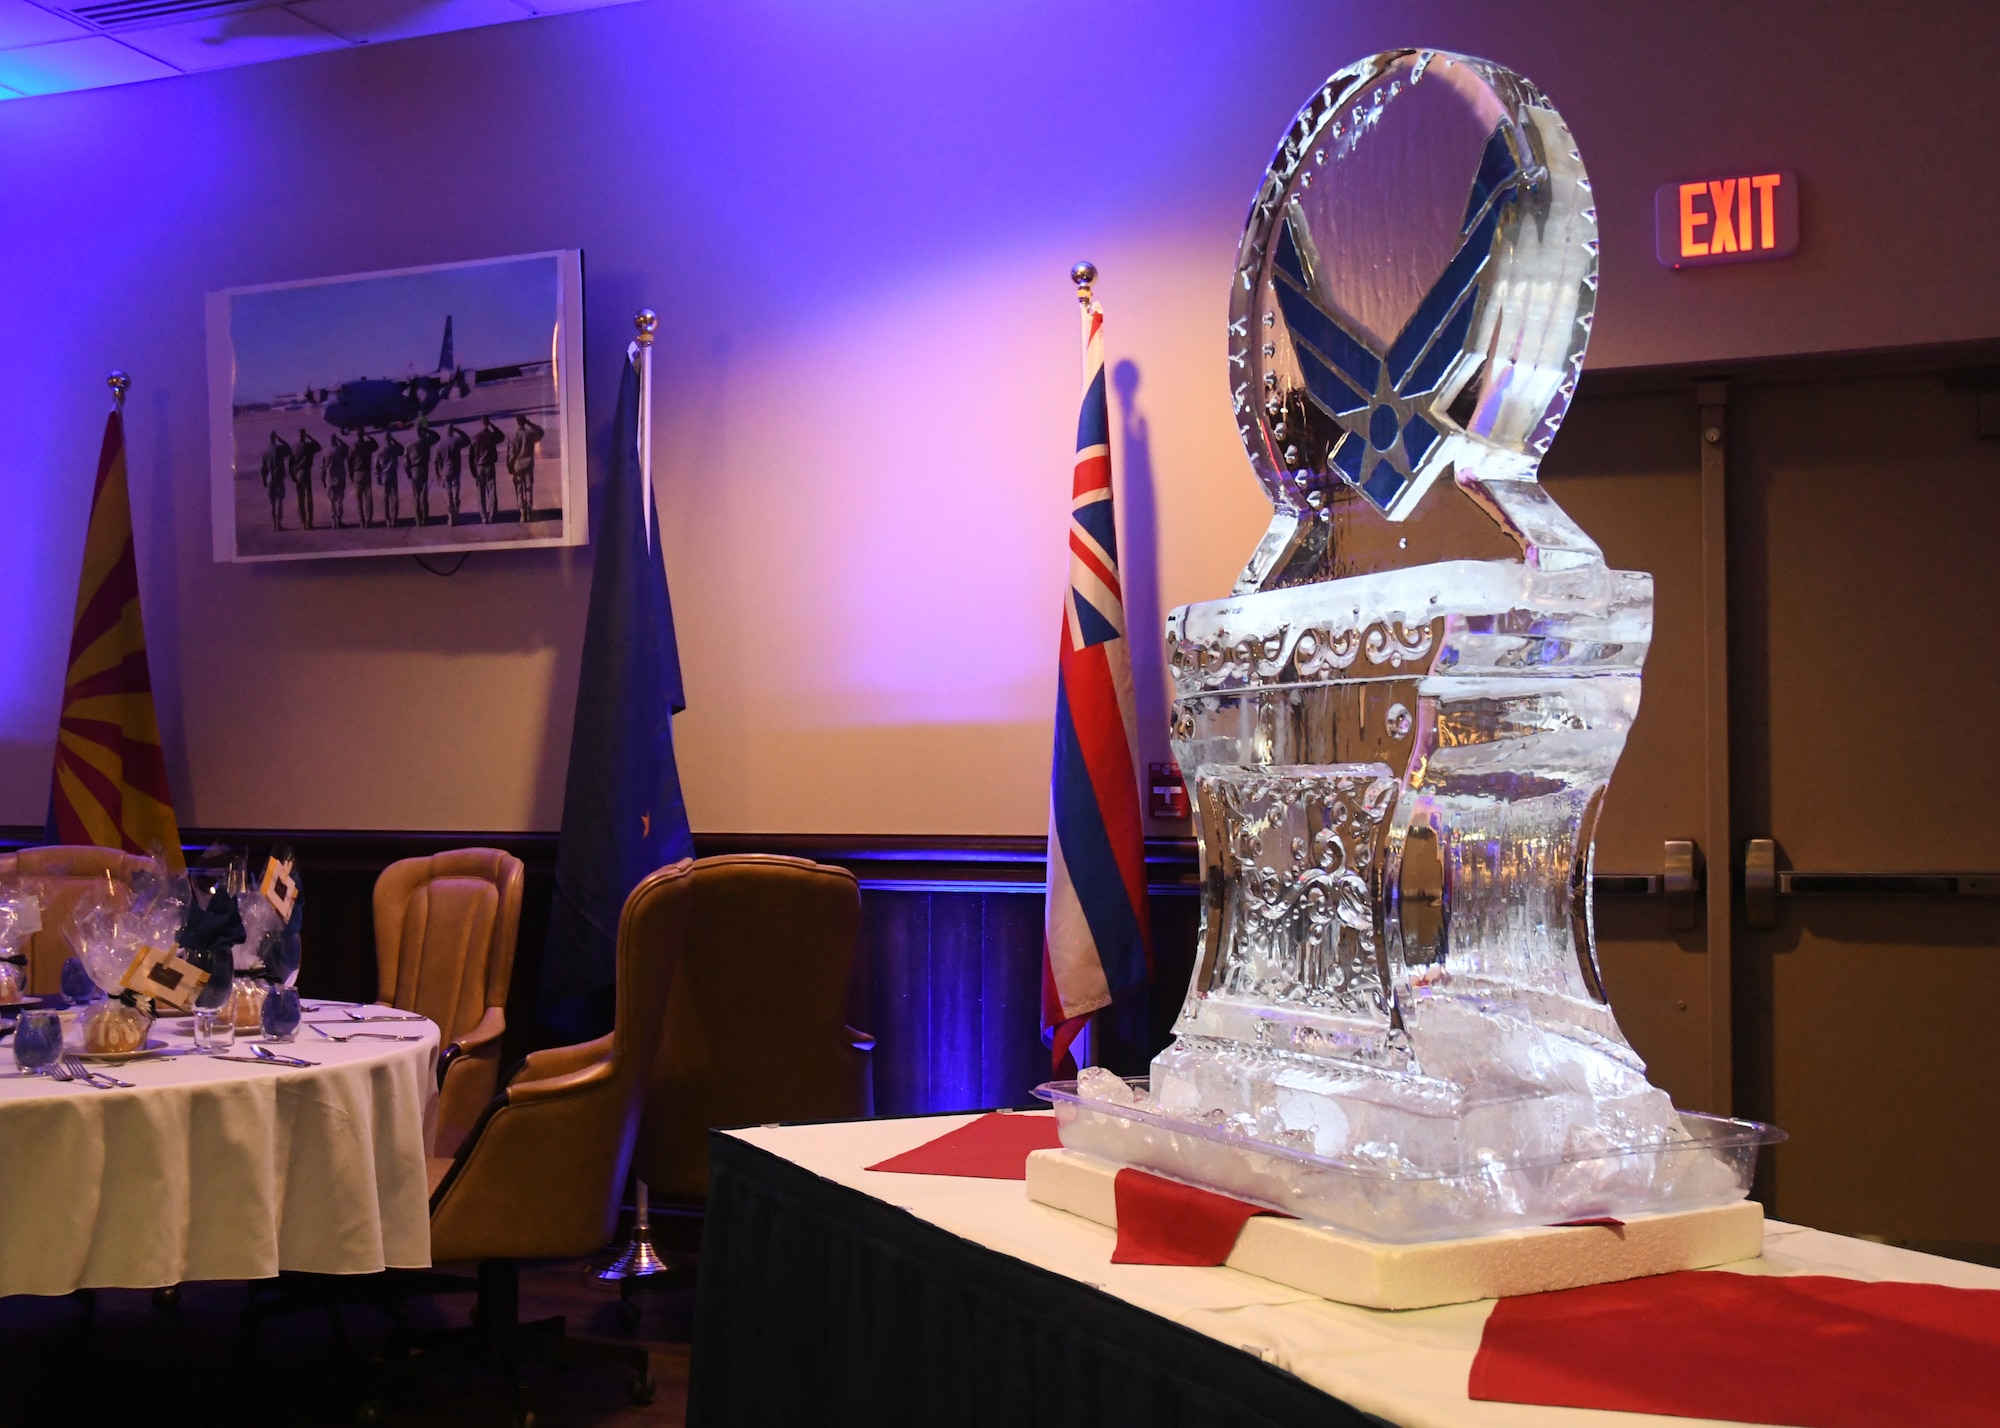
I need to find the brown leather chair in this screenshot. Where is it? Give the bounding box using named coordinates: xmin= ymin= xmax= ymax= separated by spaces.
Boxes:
xmin=633 ymin=854 xmax=873 ymax=1206
xmin=373 ymin=849 xmax=523 ymax=1158
xmin=0 ymin=846 xmax=158 ymax=993
xmin=252 ymin=859 xmax=692 ymax=1422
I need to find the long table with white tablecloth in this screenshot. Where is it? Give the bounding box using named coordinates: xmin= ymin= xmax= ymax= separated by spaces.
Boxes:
xmin=689 ymin=1111 xmax=2000 ymax=1428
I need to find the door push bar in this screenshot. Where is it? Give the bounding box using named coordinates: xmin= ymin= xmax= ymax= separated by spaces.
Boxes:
xmin=1591 ymin=840 xmax=1704 ymax=932
xmin=1743 ymin=837 xmax=2000 ymax=928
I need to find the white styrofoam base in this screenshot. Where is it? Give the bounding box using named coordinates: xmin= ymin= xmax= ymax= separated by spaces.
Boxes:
xmin=1024 ymin=1147 xmax=1764 ymax=1311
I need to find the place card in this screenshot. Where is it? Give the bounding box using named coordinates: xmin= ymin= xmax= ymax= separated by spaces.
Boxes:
xmin=120 ymin=942 xmax=209 ymax=1010
xmin=260 ymin=855 xmax=297 ymax=920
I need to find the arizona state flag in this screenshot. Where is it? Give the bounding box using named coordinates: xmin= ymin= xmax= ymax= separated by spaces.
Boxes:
xmin=47 ymin=403 xmax=183 ymax=871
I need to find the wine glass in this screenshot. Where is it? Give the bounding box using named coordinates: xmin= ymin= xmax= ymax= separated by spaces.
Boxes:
xmin=192 ymin=946 xmax=235 ymax=1053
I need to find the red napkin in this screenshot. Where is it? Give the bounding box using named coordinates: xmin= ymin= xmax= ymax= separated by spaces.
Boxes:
xmin=1111 ymin=1168 xmax=1287 ymax=1266
xmin=865 ymin=1112 xmax=1062 ymax=1180
xmin=1470 ymin=1270 xmax=2000 ymax=1427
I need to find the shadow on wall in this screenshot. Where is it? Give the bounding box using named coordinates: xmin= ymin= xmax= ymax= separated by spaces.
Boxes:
xmin=1112 ymin=360 xmax=1172 ymax=828
xmin=0 ymin=744 xmax=48 ymax=826
xmin=144 ymin=385 xmax=193 ymax=826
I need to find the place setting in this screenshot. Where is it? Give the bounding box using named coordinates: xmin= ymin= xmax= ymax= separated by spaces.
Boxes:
xmin=0 ymin=847 xmax=444 ymax=1105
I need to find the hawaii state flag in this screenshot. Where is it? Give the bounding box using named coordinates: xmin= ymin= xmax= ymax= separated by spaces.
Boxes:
xmin=47 ymin=404 xmax=183 ymax=870
xmin=1041 ymin=293 xmax=1152 ymax=1070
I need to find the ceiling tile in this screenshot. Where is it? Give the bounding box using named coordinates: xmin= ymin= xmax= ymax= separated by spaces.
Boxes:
xmin=119 ymin=6 xmax=348 ymax=70
xmin=0 ymin=0 xmax=89 ymax=48
xmin=285 ymin=0 xmax=528 ymax=44
xmin=0 ymin=35 xmax=177 ymax=94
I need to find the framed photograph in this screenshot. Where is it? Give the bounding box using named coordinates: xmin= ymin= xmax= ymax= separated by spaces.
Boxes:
xmin=206 ymin=250 xmax=588 ymax=563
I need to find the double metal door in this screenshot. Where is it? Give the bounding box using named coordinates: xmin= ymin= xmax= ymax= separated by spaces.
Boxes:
xmin=1547 ymin=359 xmax=2000 ymax=1260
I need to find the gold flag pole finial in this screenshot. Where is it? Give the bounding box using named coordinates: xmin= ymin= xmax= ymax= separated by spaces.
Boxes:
xmin=634 ymin=309 xmax=658 ymax=347
xmin=108 ymin=370 xmax=130 ymax=412
xmin=1070 ymin=261 xmax=1097 ymax=307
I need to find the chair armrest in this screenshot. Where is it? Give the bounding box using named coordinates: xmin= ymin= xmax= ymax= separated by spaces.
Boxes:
xmin=452 ymin=1005 xmax=506 ymax=1054
xmin=846 ymin=1025 xmax=876 ymax=1053
xmin=432 ymin=1043 xmax=615 ymax=1199
xmin=507 ymin=1055 xmax=616 ymax=1103
xmin=437 ymin=1005 xmax=507 ymax=1090
xmin=510 ymin=1032 xmax=613 ymax=1086
xmin=428 ymin=1055 xmax=632 ymax=1261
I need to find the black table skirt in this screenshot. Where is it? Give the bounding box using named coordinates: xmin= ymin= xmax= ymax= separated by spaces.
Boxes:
xmin=689 ymin=1130 xmax=1391 ymax=1428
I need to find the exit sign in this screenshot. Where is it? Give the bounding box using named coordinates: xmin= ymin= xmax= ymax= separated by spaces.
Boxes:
xmin=1655 ymin=171 xmax=1798 ymax=267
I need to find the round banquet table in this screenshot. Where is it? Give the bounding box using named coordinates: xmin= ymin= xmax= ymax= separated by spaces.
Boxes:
xmin=0 ymin=1003 xmax=437 ymax=1298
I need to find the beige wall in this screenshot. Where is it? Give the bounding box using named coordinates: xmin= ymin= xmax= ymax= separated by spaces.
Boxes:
xmin=1 ymin=2 xmax=1995 ymax=833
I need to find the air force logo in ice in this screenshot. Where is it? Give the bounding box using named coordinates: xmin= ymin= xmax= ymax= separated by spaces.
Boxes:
xmin=1269 ymin=125 xmax=1521 ymax=517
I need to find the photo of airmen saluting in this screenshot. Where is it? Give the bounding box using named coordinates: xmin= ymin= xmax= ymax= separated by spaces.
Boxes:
xmin=438 ymin=421 xmax=471 ymax=522
xmin=323 ymin=433 xmax=351 ymax=528
xmin=214 ymin=253 xmax=580 ymax=562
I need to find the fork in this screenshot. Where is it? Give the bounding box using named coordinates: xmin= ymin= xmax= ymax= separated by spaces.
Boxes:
xmin=64 ymin=1055 xmax=132 ymax=1089
xmin=47 ymin=1058 xmax=107 ymax=1090
xmin=309 ymin=1024 xmax=420 ymax=1043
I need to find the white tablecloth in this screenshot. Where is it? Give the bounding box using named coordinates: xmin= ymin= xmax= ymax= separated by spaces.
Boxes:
xmin=731 ymin=1112 xmax=2000 ymax=1428
xmin=0 ymin=1004 xmax=437 ymax=1297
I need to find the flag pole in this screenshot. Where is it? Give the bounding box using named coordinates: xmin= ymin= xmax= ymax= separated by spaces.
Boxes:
xmin=596 ymin=307 xmax=673 ymax=1300
xmin=108 ymin=370 xmax=129 ymax=412
xmin=634 ymin=308 xmax=656 ymax=554
xmin=1067 ymin=261 xmax=1098 ymax=1072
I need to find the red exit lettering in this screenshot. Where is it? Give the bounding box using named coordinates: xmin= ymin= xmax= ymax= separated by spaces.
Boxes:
xmin=1655 ymin=171 xmax=1798 ymax=267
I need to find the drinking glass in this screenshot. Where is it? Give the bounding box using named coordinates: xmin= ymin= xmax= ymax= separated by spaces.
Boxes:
xmin=192 ymin=1007 xmax=235 ymax=1052
xmin=260 ymin=986 xmax=301 ymax=1043
xmin=191 ymin=945 xmax=234 ymax=1052
xmin=12 ymin=1010 xmax=61 ymax=1074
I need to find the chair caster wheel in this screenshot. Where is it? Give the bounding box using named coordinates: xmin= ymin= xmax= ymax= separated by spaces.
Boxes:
xmin=629 ymin=1372 xmax=656 ymax=1406
xmin=152 ymin=1285 xmax=181 ymax=1313
xmin=616 ymin=1299 xmax=642 ymax=1329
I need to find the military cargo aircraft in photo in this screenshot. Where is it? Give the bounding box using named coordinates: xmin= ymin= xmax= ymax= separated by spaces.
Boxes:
xmin=315 ymin=317 xmax=473 ymax=431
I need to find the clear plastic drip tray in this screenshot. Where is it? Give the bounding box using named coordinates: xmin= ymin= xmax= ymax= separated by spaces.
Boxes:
xmin=1035 ymin=1077 xmax=1784 ymax=1247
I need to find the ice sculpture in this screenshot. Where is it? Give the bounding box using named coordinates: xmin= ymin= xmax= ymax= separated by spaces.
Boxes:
xmin=1043 ymin=50 xmax=1779 ymax=1241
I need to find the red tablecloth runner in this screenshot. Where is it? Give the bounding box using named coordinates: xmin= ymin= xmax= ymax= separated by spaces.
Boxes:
xmin=1111 ymin=1168 xmax=1285 ymax=1266
xmin=867 ymin=1115 xmax=1285 ymax=1266
xmin=1469 ymin=1269 xmax=2000 ymax=1427
xmin=865 ymin=1112 xmax=1062 ymax=1180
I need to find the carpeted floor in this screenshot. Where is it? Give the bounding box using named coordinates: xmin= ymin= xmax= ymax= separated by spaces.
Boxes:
xmin=0 ymin=1259 xmax=693 ymax=1427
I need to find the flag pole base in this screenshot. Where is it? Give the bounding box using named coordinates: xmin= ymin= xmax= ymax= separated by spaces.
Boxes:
xmin=598 ymin=1179 xmax=670 ymax=1281
xmin=596 ymin=1230 xmax=669 ymax=1281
